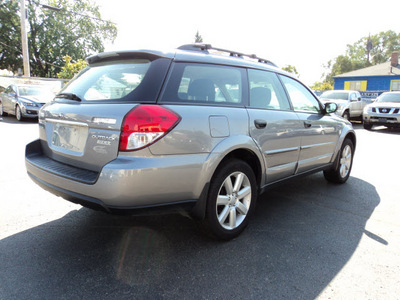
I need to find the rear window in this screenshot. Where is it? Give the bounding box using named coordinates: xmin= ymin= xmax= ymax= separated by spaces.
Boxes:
xmin=161 ymin=63 xmax=245 ymax=106
xmin=58 ymin=58 xmax=170 ymax=103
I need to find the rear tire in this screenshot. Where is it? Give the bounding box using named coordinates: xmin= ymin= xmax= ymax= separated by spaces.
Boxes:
xmin=203 ymin=159 xmax=257 ymax=240
xmin=324 ymin=139 xmax=354 ymax=184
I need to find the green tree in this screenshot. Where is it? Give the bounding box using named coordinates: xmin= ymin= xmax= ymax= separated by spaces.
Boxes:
xmin=57 ymin=55 xmax=87 ymax=79
xmin=195 ymin=30 xmax=203 ymax=43
xmin=0 ymin=0 xmax=117 ymax=77
xmin=0 ymin=1 xmax=21 ymax=73
xmin=323 ymin=31 xmax=400 ymax=84
xmin=310 ymin=81 xmax=333 ymax=91
xmin=282 ymin=64 xmax=299 ymax=77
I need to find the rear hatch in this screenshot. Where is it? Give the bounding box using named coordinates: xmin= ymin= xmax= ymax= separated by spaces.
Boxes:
xmin=35 ymin=51 xmax=172 ymax=173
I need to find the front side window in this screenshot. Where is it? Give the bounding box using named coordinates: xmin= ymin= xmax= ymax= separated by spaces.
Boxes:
xmin=60 ymin=59 xmax=151 ymax=101
xmin=280 ymin=75 xmax=321 ymax=113
xmin=350 ymin=93 xmax=357 ymax=101
xmin=161 ymin=63 xmax=244 ymax=105
xmin=248 ymin=69 xmax=291 ymax=110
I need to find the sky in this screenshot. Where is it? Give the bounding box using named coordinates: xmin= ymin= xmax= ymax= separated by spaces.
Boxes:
xmin=97 ymin=0 xmax=400 ymax=86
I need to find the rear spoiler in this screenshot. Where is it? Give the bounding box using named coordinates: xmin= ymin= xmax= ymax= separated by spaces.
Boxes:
xmin=86 ymin=50 xmax=171 ymax=65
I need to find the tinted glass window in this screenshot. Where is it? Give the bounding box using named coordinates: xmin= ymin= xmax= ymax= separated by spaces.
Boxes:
xmin=61 ymin=59 xmax=151 ymax=101
xmin=248 ymin=69 xmax=291 ymax=110
xmin=161 ymin=63 xmax=244 ymax=105
xmin=280 ymin=76 xmax=321 ymax=113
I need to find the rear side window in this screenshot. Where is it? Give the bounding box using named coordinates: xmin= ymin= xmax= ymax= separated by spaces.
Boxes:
xmin=161 ymin=63 xmax=245 ymax=105
xmin=248 ymin=69 xmax=291 ymax=110
xmin=58 ymin=58 xmax=170 ymax=103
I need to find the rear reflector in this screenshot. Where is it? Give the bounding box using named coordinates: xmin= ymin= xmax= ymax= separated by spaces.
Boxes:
xmin=119 ymin=105 xmax=181 ymax=151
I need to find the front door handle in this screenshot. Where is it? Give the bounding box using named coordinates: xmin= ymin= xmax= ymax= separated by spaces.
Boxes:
xmin=254 ymin=119 xmax=267 ymax=129
xmin=304 ymin=121 xmax=312 ymax=128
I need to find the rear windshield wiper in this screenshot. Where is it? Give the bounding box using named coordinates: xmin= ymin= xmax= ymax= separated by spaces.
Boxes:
xmin=56 ymin=93 xmax=82 ymax=102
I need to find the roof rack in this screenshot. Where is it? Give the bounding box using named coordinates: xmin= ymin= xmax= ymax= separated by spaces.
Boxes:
xmin=178 ymin=43 xmax=277 ymax=67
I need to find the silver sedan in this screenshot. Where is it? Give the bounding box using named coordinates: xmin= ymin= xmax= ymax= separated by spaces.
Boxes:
xmin=0 ymin=84 xmax=54 ymax=121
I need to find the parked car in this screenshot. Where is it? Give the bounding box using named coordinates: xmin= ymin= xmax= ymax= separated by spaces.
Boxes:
xmin=363 ymin=91 xmax=400 ymax=130
xmin=0 ymin=84 xmax=54 ymax=121
xmin=25 ymin=44 xmax=356 ymax=240
xmin=319 ymin=90 xmax=366 ymax=121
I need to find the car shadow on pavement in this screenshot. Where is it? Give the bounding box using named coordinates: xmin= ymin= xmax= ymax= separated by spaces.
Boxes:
xmin=0 ymin=115 xmax=38 ymax=124
xmin=0 ymin=174 xmax=379 ymax=299
xmin=352 ymin=123 xmax=400 ymax=135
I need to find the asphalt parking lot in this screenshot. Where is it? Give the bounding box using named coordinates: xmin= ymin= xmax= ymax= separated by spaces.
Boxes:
xmin=0 ymin=115 xmax=399 ymax=299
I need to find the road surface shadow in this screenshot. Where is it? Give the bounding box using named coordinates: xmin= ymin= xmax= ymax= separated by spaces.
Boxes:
xmin=0 ymin=174 xmax=379 ymax=299
xmin=0 ymin=114 xmax=38 ymax=124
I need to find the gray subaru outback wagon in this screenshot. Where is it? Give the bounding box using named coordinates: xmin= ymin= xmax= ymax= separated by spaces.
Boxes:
xmin=25 ymin=44 xmax=356 ymax=240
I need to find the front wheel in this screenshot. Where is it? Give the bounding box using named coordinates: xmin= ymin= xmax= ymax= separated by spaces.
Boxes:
xmin=15 ymin=105 xmax=23 ymax=121
xmin=342 ymin=111 xmax=350 ymax=121
xmin=363 ymin=123 xmax=372 ymax=130
xmin=0 ymin=102 xmax=6 ymax=116
xmin=324 ymin=139 xmax=354 ymax=184
xmin=203 ymin=159 xmax=257 ymax=240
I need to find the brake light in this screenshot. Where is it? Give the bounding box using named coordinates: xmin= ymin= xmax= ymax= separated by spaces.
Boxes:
xmin=119 ymin=105 xmax=181 ymax=151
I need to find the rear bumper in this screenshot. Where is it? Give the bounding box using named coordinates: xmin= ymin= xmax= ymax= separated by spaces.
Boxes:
xmin=27 ymin=172 xmax=197 ymax=214
xmin=26 ymin=139 xmax=209 ymax=210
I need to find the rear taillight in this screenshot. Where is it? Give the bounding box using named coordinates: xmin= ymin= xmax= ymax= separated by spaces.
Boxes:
xmin=119 ymin=105 xmax=181 ymax=151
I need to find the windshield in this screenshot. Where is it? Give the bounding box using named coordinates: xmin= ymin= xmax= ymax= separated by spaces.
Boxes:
xmin=60 ymin=59 xmax=151 ymax=101
xmin=19 ymin=86 xmax=53 ymax=97
xmin=320 ymin=91 xmax=349 ymax=100
xmin=377 ymin=93 xmax=400 ymax=103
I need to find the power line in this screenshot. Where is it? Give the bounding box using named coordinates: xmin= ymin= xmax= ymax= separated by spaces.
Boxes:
xmin=38 ymin=2 xmax=116 ymax=24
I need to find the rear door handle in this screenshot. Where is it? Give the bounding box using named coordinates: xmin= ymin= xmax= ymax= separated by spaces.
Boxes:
xmin=304 ymin=121 xmax=312 ymax=128
xmin=254 ymin=119 xmax=267 ymax=129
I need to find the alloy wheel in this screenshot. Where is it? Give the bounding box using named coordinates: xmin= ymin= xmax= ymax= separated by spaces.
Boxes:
xmin=339 ymin=144 xmax=352 ymax=179
xmin=216 ymin=171 xmax=252 ymax=230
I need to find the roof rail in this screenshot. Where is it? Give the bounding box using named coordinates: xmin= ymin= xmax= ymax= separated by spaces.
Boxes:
xmin=178 ymin=43 xmax=277 ymax=67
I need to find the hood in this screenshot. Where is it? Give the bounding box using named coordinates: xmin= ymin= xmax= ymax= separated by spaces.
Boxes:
xmin=368 ymin=101 xmax=400 ymax=108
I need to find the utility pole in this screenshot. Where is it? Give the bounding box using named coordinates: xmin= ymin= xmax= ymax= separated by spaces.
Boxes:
xmin=20 ymin=0 xmax=30 ymax=77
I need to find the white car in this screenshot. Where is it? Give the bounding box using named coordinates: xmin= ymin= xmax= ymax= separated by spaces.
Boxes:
xmin=363 ymin=91 xmax=400 ymax=130
xmin=320 ymin=90 xmax=365 ymax=121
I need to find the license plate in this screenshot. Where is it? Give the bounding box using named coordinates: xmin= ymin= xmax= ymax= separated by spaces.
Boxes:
xmin=378 ymin=118 xmax=387 ymax=123
xmin=50 ymin=121 xmax=89 ymax=154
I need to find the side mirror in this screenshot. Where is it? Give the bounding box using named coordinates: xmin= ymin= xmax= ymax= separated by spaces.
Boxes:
xmin=325 ymin=102 xmax=337 ymax=114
